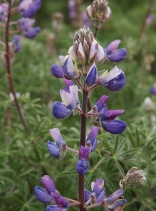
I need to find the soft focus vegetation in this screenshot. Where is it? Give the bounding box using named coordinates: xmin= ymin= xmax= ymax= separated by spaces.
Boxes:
xmin=0 ymin=0 xmax=156 ymax=211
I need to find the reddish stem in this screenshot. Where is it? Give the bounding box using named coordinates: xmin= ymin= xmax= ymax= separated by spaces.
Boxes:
xmin=5 ymin=0 xmax=29 ymax=134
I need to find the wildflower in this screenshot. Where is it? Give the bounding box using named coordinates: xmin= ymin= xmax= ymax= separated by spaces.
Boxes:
xmin=19 ymin=18 xmax=40 ymax=38
xmin=84 ymin=178 xmax=105 ymax=205
xmin=86 ymin=0 xmax=112 ymax=29
xmin=121 ymin=167 xmax=146 ymax=187
xmin=85 ymin=63 xmax=98 ymax=86
xmin=47 ymin=128 xmax=67 ymax=159
xmin=52 ymin=85 xmax=79 ymax=119
xmin=76 ymin=146 xmax=90 ymax=175
xmin=18 ymin=0 xmax=41 ymax=18
xmin=99 ymin=105 xmax=126 ymax=134
xmin=85 ymin=125 xmax=99 ymax=152
xmin=146 ymin=14 xmax=154 ymax=25
xmin=51 ymin=65 xmax=64 ymax=78
xmin=102 ymin=189 xmax=127 ymax=211
xmin=98 ymin=66 xmax=126 ymax=92
xmin=105 ymin=40 xmax=127 ymax=62
xmin=46 ymin=205 xmax=67 ymax=211
xmin=51 ymin=193 xmax=69 ymax=208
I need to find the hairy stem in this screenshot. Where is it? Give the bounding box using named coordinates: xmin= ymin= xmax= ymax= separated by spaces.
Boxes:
xmin=78 ymin=78 xmax=88 ymax=211
xmin=5 ymin=0 xmax=29 ymax=134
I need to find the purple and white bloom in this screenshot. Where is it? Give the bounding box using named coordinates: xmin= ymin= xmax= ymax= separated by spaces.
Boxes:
xmin=99 ymin=105 xmax=126 ymax=134
xmin=13 ymin=35 xmax=22 ymax=53
xmin=84 ymin=178 xmax=105 ymax=205
xmin=85 ymin=63 xmax=98 ymax=86
xmin=0 ymin=3 xmax=8 ymax=22
xmin=62 ymin=57 xmax=78 ymax=79
xmin=51 ymin=65 xmax=64 ymax=78
xmin=18 ymin=0 xmax=41 ymax=18
xmin=146 ymin=14 xmax=154 ymax=25
xmin=76 ymin=146 xmax=90 ymax=175
xmin=99 ymin=66 xmax=126 ymax=92
xmin=102 ymin=189 xmax=127 ymax=211
xmin=51 ymin=193 xmax=69 ymax=208
xmin=48 ymin=128 xmax=67 ymax=159
xmin=105 ymin=40 xmax=127 ymax=62
xmin=52 ymin=85 xmax=79 ymax=119
xmin=85 ymin=126 xmax=99 ymax=152
xmin=34 ymin=186 xmax=53 ymax=204
xmin=19 ymin=18 xmax=40 ymax=38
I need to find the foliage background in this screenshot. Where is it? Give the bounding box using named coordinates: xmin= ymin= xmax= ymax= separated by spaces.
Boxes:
xmin=0 ymin=0 xmax=156 ymax=211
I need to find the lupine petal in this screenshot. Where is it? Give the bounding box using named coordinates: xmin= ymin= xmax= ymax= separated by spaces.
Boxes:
xmin=76 ymin=159 xmax=89 ymax=175
xmin=101 ymin=120 xmax=127 ymax=134
xmin=62 ymin=57 xmax=76 ymax=78
xmin=85 ymin=64 xmax=98 ymax=86
xmin=51 ymin=65 xmax=64 ymax=78
xmin=51 ymin=193 xmax=69 ymax=208
xmin=60 ymin=88 xmax=76 ymax=109
xmin=41 ymin=175 xmax=57 ymax=194
xmin=87 ymin=126 xmax=99 ymax=144
xmin=107 ymin=48 xmax=127 ymax=62
xmin=96 ymin=190 xmax=105 ymax=203
xmin=100 ymin=109 xmax=124 ymax=121
xmin=95 ymin=96 xmax=108 ymax=112
xmin=84 ymin=189 xmax=91 ymax=202
xmin=34 ymin=186 xmax=52 ymax=203
xmin=107 ymin=189 xmax=124 ymax=204
xmin=79 ymin=146 xmax=90 ymax=159
xmin=105 ymin=40 xmax=120 ymax=55
xmin=64 ymin=79 xmax=74 ymax=86
xmin=47 ymin=141 xmax=60 ymax=158
xmin=49 ymin=128 xmax=64 ymax=147
xmin=107 ymin=198 xmax=127 ymax=211
xmin=23 ymin=27 xmax=40 ymax=38
xmin=46 ymin=205 xmax=65 ymax=211
xmin=96 ymin=45 xmax=106 ymax=65
xmin=52 ymin=102 xmax=71 ymax=119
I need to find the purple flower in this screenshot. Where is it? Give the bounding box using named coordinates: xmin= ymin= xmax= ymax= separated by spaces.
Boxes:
xmin=84 ymin=178 xmax=105 ymax=205
xmin=100 ymin=105 xmax=126 ymax=134
xmin=47 ymin=128 xmax=67 ymax=159
xmin=75 ymin=146 xmax=90 ymax=175
xmin=85 ymin=126 xmax=99 ymax=152
xmin=52 ymin=85 xmax=79 ymax=119
xmin=85 ymin=63 xmax=98 ymax=86
xmin=18 ymin=0 xmax=41 ymax=18
xmin=146 ymin=14 xmax=154 ymax=25
xmin=62 ymin=57 xmax=77 ymax=79
xmin=19 ymin=18 xmax=40 ymax=39
xmin=51 ymin=193 xmax=69 ymax=208
xmin=13 ymin=35 xmax=22 ymax=53
xmin=105 ymin=40 xmax=127 ymax=62
xmin=51 ymin=65 xmax=64 ymax=78
xmin=34 ymin=186 xmax=52 ymax=204
xmin=150 ymin=83 xmax=156 ymax=95
xmin=99 ymin=66 xmax=126 ymax=92
xmin=0 ymin=3 xmax=8 ymax=22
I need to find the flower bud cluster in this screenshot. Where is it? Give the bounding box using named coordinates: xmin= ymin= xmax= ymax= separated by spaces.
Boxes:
xmin=86 ymin=0 xmax=112 ymax=29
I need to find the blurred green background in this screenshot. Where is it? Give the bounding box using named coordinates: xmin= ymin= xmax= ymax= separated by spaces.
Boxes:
xmin=0 ymin=0 xmax=156 ymax=211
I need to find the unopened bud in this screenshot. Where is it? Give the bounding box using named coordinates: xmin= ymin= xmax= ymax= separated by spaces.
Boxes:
xmin=121 ymin=167 xmax=146 ymax=187
xmin=86 ymin=0 xmax=112 ymax=29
